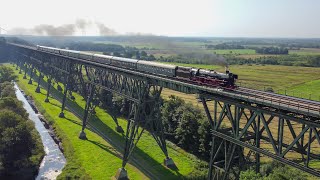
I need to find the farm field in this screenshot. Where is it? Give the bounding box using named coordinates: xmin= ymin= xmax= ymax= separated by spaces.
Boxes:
xmin=289 ymin=48 xmax=320 ymax=55
xmin=162 ymin=63 xmax=320 ymax=95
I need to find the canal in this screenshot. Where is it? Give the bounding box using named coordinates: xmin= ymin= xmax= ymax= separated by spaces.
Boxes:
xmin=14 ymin=83 xmax=66 ymax=180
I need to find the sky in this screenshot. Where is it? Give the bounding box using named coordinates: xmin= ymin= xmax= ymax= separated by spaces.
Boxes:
xmin=0 ymin=0 xmax=319 ymax=38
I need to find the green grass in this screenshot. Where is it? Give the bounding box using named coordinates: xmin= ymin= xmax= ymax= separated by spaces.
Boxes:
xmin=12 ymin=66 xmax=203 ymax=179
xmin=287 ymin=79 xmax=320 ymax=101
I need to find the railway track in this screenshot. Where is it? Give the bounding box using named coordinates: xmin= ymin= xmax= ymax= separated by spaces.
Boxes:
xmin=235 ymin=87 xmax=320 ymax=113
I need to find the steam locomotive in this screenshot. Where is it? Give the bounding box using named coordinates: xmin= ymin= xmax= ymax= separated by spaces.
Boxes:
xmin=36 ymin=45 xmax=238 ymax=89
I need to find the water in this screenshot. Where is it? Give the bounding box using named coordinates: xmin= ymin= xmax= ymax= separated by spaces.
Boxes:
xmin=14 ymin=83 xmax=66 ymax=180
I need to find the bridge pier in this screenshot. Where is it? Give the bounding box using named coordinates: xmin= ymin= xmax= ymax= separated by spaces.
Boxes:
xmin=115 ymin=85 xmax=175 ymax=179
xmin=255 ymin=115 xmax=261 ymax=174
xmin=28 ymin=65 xmax=34 ymax=84
xmin=23 ymin=63 xmax=28 ymax=79
xmin=201 ymin=96 xmax=246 ymax=179
xmin=59 ymin=82 xmax=68 ymax=118
xmin=35 ymin=72 xmax=42 ymax=93
xmin=79 ymin=83 xmax=96 ymax=140
xmin=18 ymin=61 xmax=23 ymax=74
xmin=45 ymin=78 xmax=52 ymax=103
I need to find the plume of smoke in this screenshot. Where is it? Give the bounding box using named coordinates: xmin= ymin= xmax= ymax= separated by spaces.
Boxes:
xmin=75 ymin=19 xmax=91 ymax=35
xmin=8 ymin=27 xmax=34 ymax=35
xmin=95 ymin=22 xmax=117 ymax=36
xmin=125 ymin=32 xmax=155 ymax=36
xmin=33 ymin=24 xmax=76 ymax=36
xmin=214 ymin=55 xmax=228 ymax=67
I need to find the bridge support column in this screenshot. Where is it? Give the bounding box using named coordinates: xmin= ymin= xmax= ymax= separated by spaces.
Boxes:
xmin=255 ymin=115 xmax=261 ymax=174
xmin=45 ymin=78 xmax=52 ymax=103
xmin=59 ymin=82 xmax=68 ymax=118
xmin=115 ymin=102 xmax=142 ymax=180
xmin=28 ymin=65 xmax=34 ymax=84
xmin=148 ymin=87 xmax=175 ymax=168
xmin=23 ymin=63 xmax=28 ymax=79
xmin=115 ymin=85 xmax=174 ymax=180
xmin=35 ymin=72 xmax=42 ymax=93
xmin=18 ymin=61 xmax=23 ymax=74
xmin=200 ymin=96 xmax=246 ymax=180
xmin=79 ymin=83 xmax=96 ymax=140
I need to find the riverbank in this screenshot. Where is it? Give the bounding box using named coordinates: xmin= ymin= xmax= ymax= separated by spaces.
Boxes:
xmin=14 ymin=84 xmax=66 ymax=179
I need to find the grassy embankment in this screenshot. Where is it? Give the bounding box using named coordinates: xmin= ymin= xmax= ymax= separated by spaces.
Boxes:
xmin=11 ymin=65 xmax=204 ymax=179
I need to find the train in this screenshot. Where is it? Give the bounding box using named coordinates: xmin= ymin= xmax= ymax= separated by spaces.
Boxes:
xmin=36 ymin=45 xmax=238 ymax=89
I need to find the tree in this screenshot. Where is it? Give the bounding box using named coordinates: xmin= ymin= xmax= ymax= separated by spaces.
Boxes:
xmin=0 ymin=97 xmax=28 ymax=118
xmin=198 ymin=119 xmax=211 ymax=158
xmin=0 ymin=110 xmax=41 ymax=175
xmin=0 ymin=66 xmax=17 ymax=83
xmin=140 ymin=51 xmax=147 ymax=57
xmin=307 ymin=56 xmax=320 ymax=67
xmin=0 ymin=82 xmax=15 ymax=98
xmin=148 ymin=54 xmax=156 ymax=61
xmin=161 ymin=95 xmax=185 ymax=138
xmin=135 ymin=51 xmax=140 ymax=59
xmin=174 ymin=103 xmax=202 ymax=154
xmin=240 ymin=169 xmax=262 ymax=180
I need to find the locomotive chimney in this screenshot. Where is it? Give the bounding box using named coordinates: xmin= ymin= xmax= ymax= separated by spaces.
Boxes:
xmin=225 ymin=66 xmax=229 ymax=74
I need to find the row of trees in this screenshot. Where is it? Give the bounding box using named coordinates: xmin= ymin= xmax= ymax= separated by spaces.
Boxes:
xmin=226 ymin=55 xmax=320 ymax=67
xmin=158 ymin=53 xmax=227 ymax=66
xmin=255 ymin=47 xmax=289 ymax=54
xmin=0 ymin=66 xmax=44 ymax=179
xmin=205 ymin=43 xmax=245 ymax=49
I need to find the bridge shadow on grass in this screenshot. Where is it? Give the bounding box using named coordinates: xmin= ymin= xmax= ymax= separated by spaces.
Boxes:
xmin=64 ymin=117 xmax=83 ymax=127
xmin=31 ymin=75 xmax=185 ymax=179
xmin=86 ymin=139 xmax=122 ymax=159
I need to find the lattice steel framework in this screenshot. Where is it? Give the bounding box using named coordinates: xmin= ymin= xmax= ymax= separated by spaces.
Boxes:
xmin=200 ymin=93 xmax=320 ymax=179
xmin=10 ymin=47 xmax=176 ymax=179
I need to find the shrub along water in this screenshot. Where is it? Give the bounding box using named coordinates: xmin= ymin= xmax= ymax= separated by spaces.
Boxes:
xmin=0 ymin=65 xmax=44 ymax=179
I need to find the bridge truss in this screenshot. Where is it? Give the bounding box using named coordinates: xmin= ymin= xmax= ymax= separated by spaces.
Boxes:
xmin=4 ymin=42 xmax=320 ymax=179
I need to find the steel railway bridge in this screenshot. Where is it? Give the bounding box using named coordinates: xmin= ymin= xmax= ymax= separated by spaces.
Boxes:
xmin=1 ymin=39 xmax=320 ymax=179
